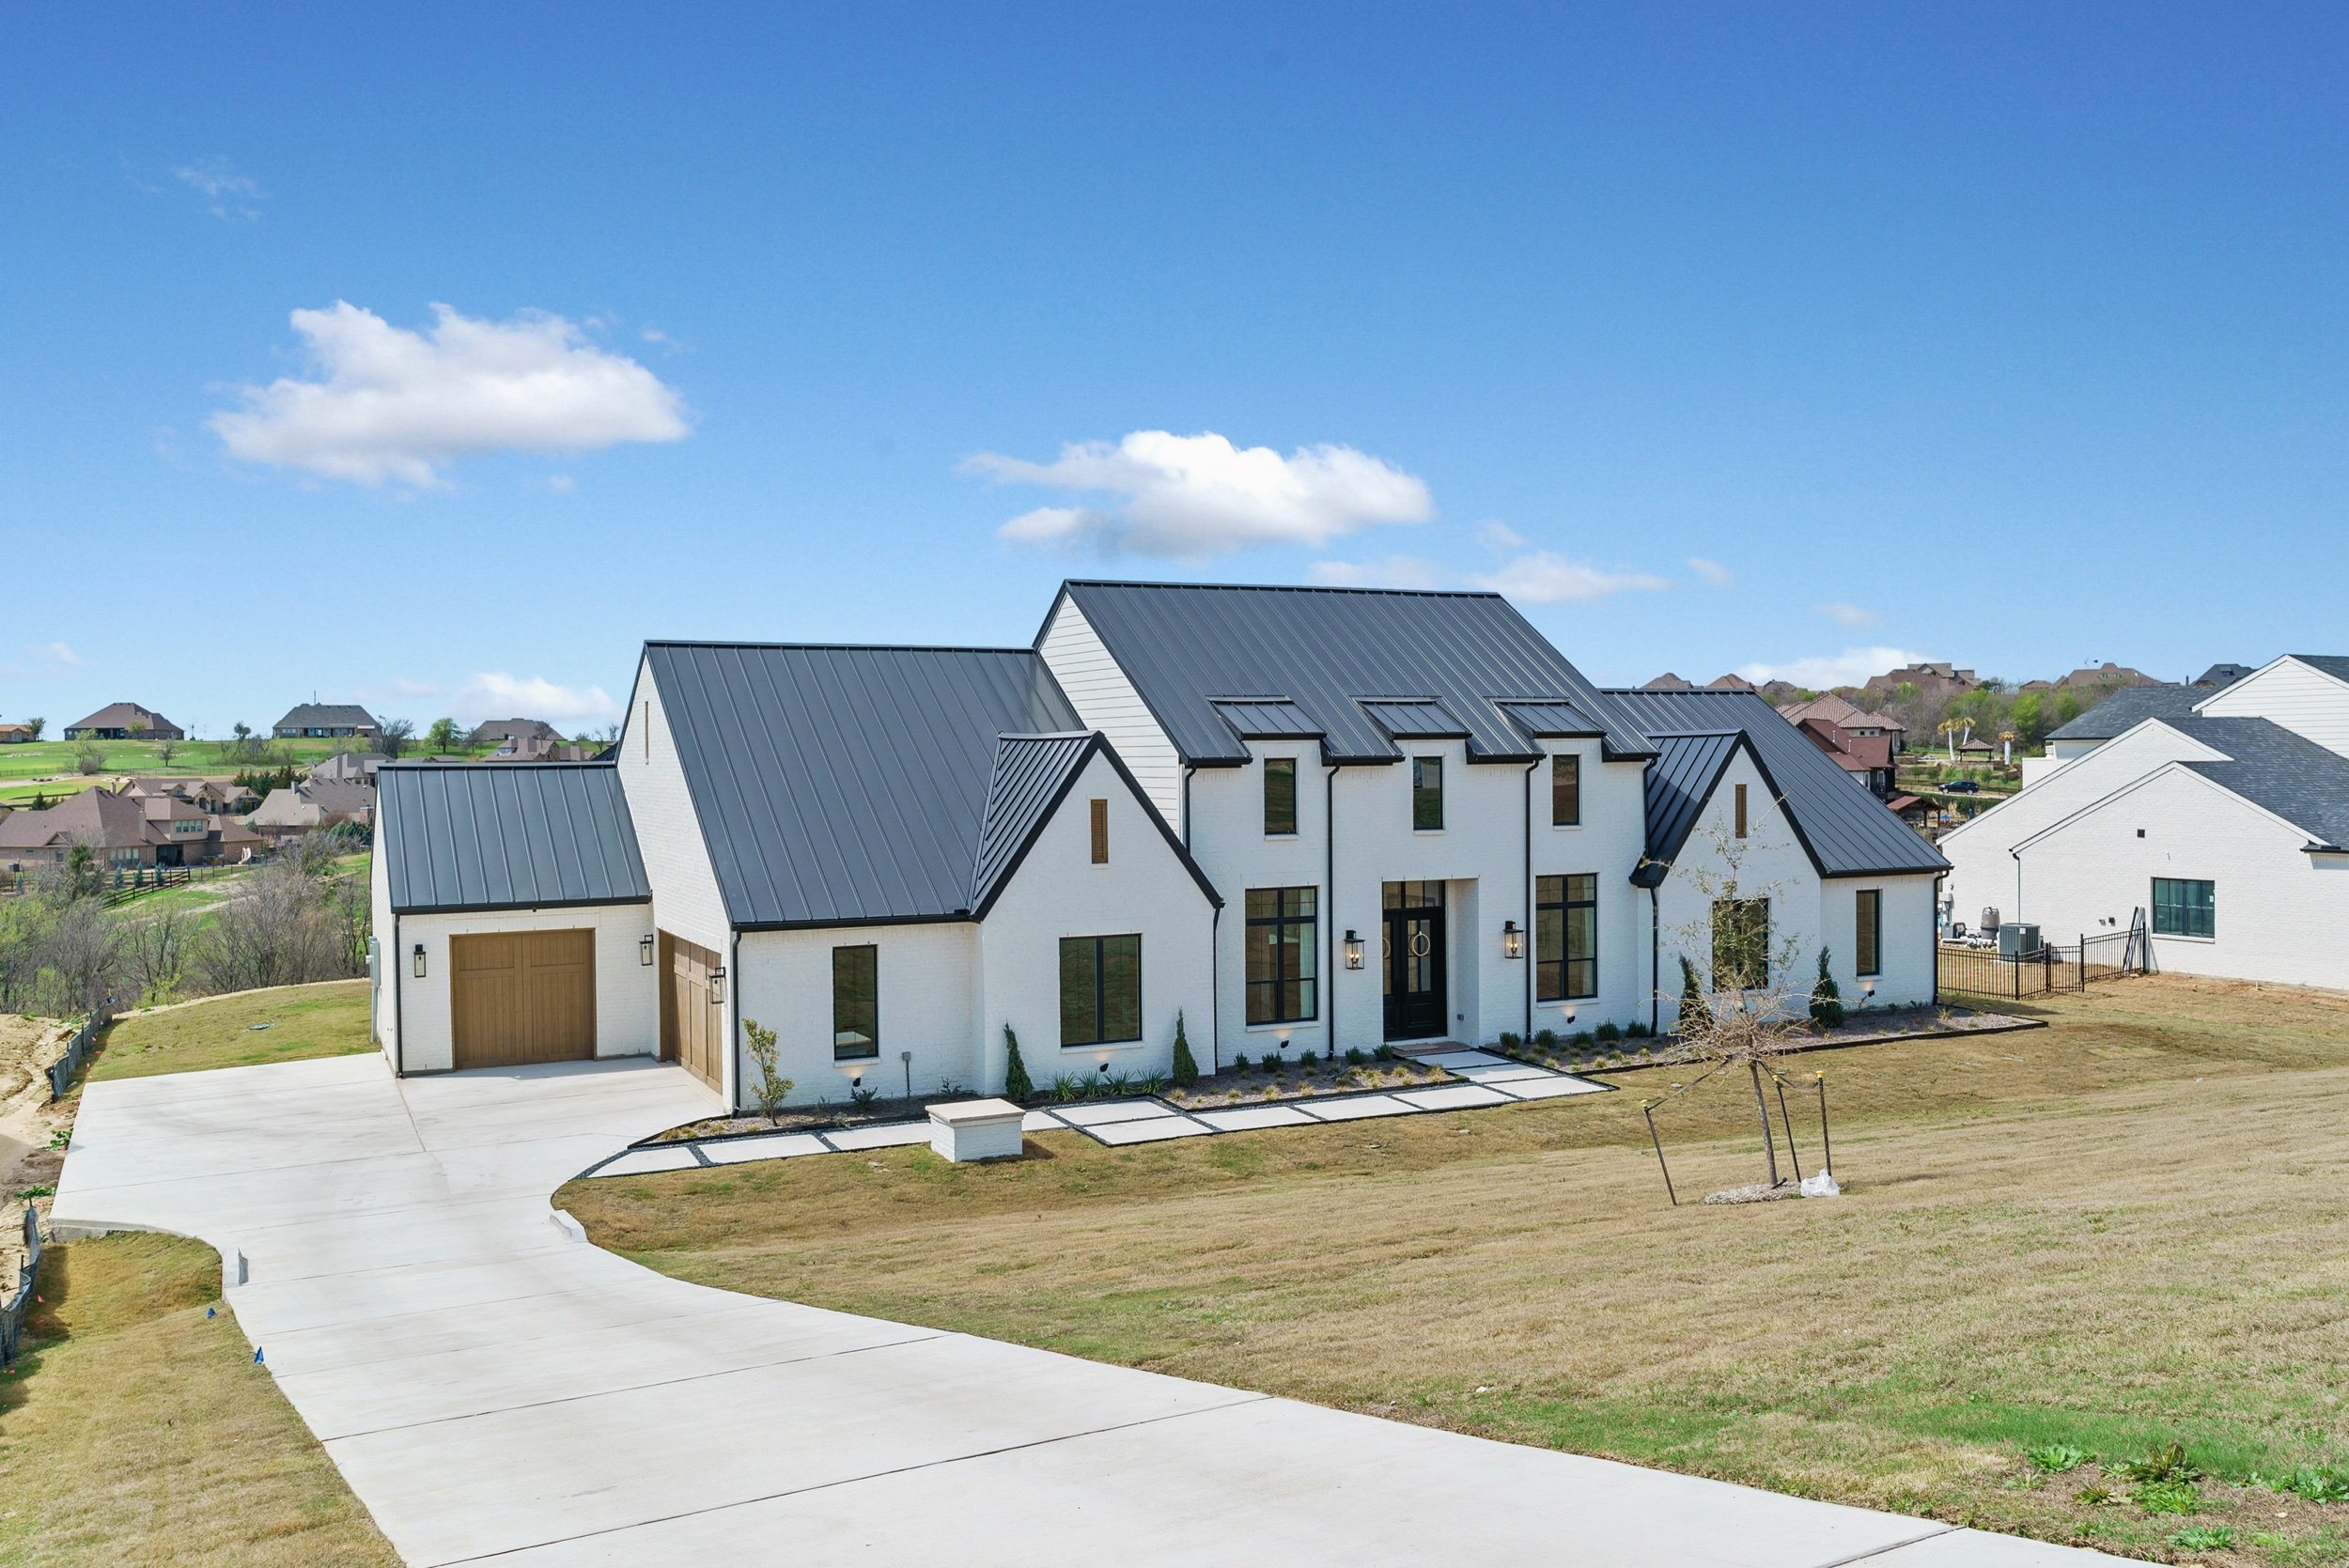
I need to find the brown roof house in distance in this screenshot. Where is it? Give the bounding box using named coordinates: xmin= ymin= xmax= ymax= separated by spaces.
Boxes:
xmin=467 ymin=718 xmax=564 ymax=747
xmin=63 ymin=703 xmax=184 ymax=740
xmin=0 ymin=787 xmax=172 ymax=870
xmin=273 ymin=704 xmax=381 ymax=739
xmin=251 ymin=780 xmax=378 ymax=846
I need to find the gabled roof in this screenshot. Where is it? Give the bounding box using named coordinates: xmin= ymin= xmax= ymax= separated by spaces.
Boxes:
xmin=0 ymin=787 xmax=167 ymax=851
xmin=1605 ymin=689 xmax=1948 ymax=881
xmin=2289 ymin=655 xmax=2349 ymax=686
xmin=65 ymin=702 xmax=177 ymax=734
xmin=1777 ymin=693 xmax=1904 ymax=733
xmin=1496 ymin=700 xmax=1607 ymax=740
xmin=1212 ymin=699 xmax=1325 ymax=740
xmin=966 ymin=732 xmax=1220 ymax=919
xmin=379 ymin=763 xmax=649 ymax=914
xmin=1630 ymin=732 xmax=1743 ymax=886
xmin=2047 ymin=684 xmax=2201 ymax=740
xmin=645 ymin=642 xmax=1085 ymax=927
xmin=1050 ymin=581 xmax=1656 ymax=766
xmin=2164 ymin=717 xmax=2349 ymax=853
xmin=1360 ymin=699 xmax=1470 ymax=739
xmin=275 ymin=703 xmax=379 ymax=729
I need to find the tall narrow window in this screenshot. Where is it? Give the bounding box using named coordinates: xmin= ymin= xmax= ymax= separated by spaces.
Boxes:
xmin=1551 ymin=753 xmax=1580 ymax=826
xmin=1060 ymin=935 xmax=1143 ymax=1046
xmin=1535 ymin=874 xmax=1598 ymax=1001
xmin=1088 ymin=798 xmax=1109 ymax=863
xmin=1711 ymin=898 xmax=1769 ymax=989
xmin=832 ymin=944 xmax=879 ymax=1061
xmin=1734 ymin=783 xmax=1749 ymax=838
xmin=1855 ymin=889 xmax=1882 ymax=976
xmin=1412 ymin=756 xmax=1444 ymax=830
xmin=1263 ymin=757 xmax=1298 ymax=836
xmin=1245 ymin=887 xmax=1319 ymax=1023
xmin=2151 ymin=877 xmax=2215 ymax=938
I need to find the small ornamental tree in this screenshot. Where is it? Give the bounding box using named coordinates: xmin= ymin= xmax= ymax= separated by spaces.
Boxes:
xmin=1676 ymin=954 xmax=1709 ymax=1037
xmin=1170 ymin=1009 xmax=1199 ymax=1089
xmin=1810 ymin=948 xmax=1845 ymax=1029
xmin=1003 ymin=1023 xmax=1034 ymax=1101
xmin=740 ymin=1017 xmax=792 ymax=1124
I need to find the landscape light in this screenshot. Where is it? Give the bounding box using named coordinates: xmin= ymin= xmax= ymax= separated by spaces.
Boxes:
xmin=1344 ymin=929 xmax=1363 ymax=969
xmin=411 ymin=943 xmax=427 ymax=979
xmin=1501 ymin=920 xmax=1523 ymax=959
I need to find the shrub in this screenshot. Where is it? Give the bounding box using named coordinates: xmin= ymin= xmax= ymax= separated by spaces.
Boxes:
xmin=1496 ymin=1031 xmax=1522 ymax=1051
xmin=1594 ymin=1021 xmax=1621 ymax=1043
xmin=1231 ymin=1052 xmax=1251 ymax=1071
xmin=740 ymin=1017 xmax=792 ymax=1124
xmin=1050 ymin=1074 xmax=1085 ymax=1103
xmin=1263 ymin=1051 xmax=1284 ymax=1075
xmin=1104 ymin=1070 xmax=1132 ymax=1095
xmin=1532 ymin=1027 xmax=1558 ymax=1048
xmin=1170 ymin=1010 xmax=1199 ymax=1088
xmin=848 ymin=1083 xmax=880 ymax=1109
xmin=1139 ymin=1072 xmax=1167 ymax=1095
xmin=1344 ymin=1047 xmax=1367 ymax=1066
xmin=1373 ymin=1045 xmax=1396 ymax=1062
xmin=1810 ymin=947 xmax=1846 ymax=1029
xmin=1677 ymin=954 xmax=1709 ymax=1033
xmin=2025 ymin=1444 xmax=2090 ymax=1474
xmin=1625 ymin=1020 xmax=1651 ymax=1038
xmin=1003 ymin=1025 xmax=1034 ymax=1101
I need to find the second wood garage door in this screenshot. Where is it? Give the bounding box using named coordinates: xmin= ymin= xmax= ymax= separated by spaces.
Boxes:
xmin=451 ymin=930 xmax=597 ymax=1069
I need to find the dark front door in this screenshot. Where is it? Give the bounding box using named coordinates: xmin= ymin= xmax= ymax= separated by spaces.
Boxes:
xmin=1382 ymin=880 xmax=1447 ymax=1041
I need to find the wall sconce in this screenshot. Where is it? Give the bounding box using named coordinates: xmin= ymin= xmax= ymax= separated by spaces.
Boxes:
xmin=1860 ymin=980 xmax=1875 ymax=999
xmin=1563 ymin=1005 xmax=1577 ymax=1026
xmin=639 ymin=934 xmax=655 ymax=966
xmin=411 ymin=942 xmax=427 ymax=979
xmin=1344 ymin=929 xmax=1363 ymax=970
xmin=708 ymin=967 xmax=725 ymax=1004
xmin=1501 ymin=920 xmax=1524 ymax=960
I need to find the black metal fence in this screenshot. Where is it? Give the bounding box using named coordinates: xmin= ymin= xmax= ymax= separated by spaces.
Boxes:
xmin=1937 ymin=928 xmax=2148 ymax=1002
xmin=2 ymin=1206 xmax=41 ymax=1366
xmin=46 ymin=1001 xmax=115 ymax=1101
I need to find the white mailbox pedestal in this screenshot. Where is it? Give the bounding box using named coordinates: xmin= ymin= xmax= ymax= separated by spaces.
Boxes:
xmin=927 ymin=1098 xmax=1026 ymax=1162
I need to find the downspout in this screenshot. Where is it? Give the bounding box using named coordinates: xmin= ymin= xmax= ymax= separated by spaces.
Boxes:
xmin=1933 ymin=872 xmax=1947 ymax=1008
xmin=1325 ymin=761 xmax=1340 ymax=1055
xmin=389 ymin=910 xmax=404 ymax=1078
xmin=1523 ymin=758 xmax=1539 ymax=1038
xmin=1208 ymin=903 xmax=1221 ymax=1073
xmin=727 ymin=927 xmax=742 ymax=1114
xmin=1647 ymin=885 xmax=1660 ymax=1036
xmin=1181 ymin=765 xmax=1195 ymax=848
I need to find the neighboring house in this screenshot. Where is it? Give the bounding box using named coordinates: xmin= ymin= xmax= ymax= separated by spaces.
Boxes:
xmin=63 ymin=703 xmax=184 ymax=741
xmin=0 ymin=788 xmax=171 ymax=870
xmin=2054 ymin=661 xmax=2160 ymax=691
xmin=273 ymin=704 xmax=381 ymax=739
xmin=467 ymin=717 xmax=564 ymax=747
xmin=485 ymin=734 xmax=594 ymax=763
xmin=1940 ymin=655 xmax=2349 ymax=989
xmin=2194 ymin=662 xmax=2256 ymax=689
xmin=1866 ymin=662 xmax=1977 ymax=699
xmin=1791 ymin=716 xmax=1896 ymax=800
xmin=251 ymin=780 xmax=377 ymax=844
xmin=309 ymin=752 xmax=389 ymax=784
xmin=1641 ymin=674 xmax=1695 ymax=691
xmin=1703 ymin=674 xmax=1755 ymax=691
xmin=370 ymin=582 xmax=1945 ymax=1112
xmin=2019 ymin=684 xmax=2202 ymax=785
xmin=0 ymin=723 xmax=33 ymax=744
xmin=1777 ymin=692 xmax=1907 ymax=753
xmin=123 ymin=775 xmax=264 ymax=816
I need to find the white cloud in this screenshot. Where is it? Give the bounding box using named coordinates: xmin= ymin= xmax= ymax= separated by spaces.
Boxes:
xmin=1474 ymin=520 xmax=1526 ymax=551
xmin=35 ymin=642 xmax=80 ymax=667
xmin=965 ymin=430 xmax=1431 ymax=557
xmin=1688 ymin=556 xmax=1734 ymax=587
xmin=210 ymin=302 xmax=689 ymax=486
xmin=1813 ymin=601 xmax=1882 ymax=629
xmin=457 ymin=672 xmax=618 ymax=725
xmin=174 ymin=157 xmax=263 ymax=220
xmin=1735 ymin=645 xmax=1931 ymax=691
xmin=1306 ymin=555 xmax=1444 ymax=590
xmin=1470 ymin=551 xmax=1671 ymax=605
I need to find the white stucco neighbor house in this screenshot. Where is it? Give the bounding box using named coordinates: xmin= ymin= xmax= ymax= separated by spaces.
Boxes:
xmin=369 ymin=582 xmax=1947 ymax=1111
xmin=1942 ymin=655 xmax=2349 ymax=990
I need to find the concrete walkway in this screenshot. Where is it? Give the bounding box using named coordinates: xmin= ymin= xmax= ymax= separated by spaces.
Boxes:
xmin=54 ymin=1053 xmax=2127 ymax=1567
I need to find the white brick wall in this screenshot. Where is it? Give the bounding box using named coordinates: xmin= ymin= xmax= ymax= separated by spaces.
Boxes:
xmin=392 ymin=902 xmax=660 ymax=1074
xmin=616 ymin=653 xmax=732 ymax=955
xmin=734 ymin=921 xmax=981 ymax=1108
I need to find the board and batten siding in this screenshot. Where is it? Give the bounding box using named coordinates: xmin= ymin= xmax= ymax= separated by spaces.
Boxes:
xmin=2194 ymin=657 xmax=2349 ymax=758
xmin=617 ymin=653 xmax=733 ymax=954
xmin=1036 ymin=597 xmax=1184 ymax=829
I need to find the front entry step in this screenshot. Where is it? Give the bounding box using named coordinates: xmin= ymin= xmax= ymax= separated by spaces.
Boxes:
xmin=1389 ymin=1040 xmax=1469 ymax=1058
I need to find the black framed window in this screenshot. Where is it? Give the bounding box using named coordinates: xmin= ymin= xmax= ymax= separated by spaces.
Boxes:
xmin=832 ymin=944 xmax=879 ymax=1061
xmin=2152 ymin=877 xmax=2214 ymax=939
xmin=1061 ymin=934 xmax=1143 ymax=1046
xmin=1535 ymin=874 xmax=1597 ymax=1001
xmin=1711 ymin=898 xmax=1769 ymax=989
xmin=1264 ymin=757 xmax=1298 ymax=836
xmin=1245 ymin=887 xmax=1318 ymax=1023
xmin=1855 ymin=889 xmax=1882 ymax=976
xmin=1551 ymin=754 xmax=1580 ymax=826
xmin=1411 ymin=756 xmax=1443 ymax=830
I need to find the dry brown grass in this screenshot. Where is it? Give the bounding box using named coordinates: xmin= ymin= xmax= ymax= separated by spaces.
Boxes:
xmin=566 ymin=976 xmax=2349 ymax=1564
xmin=0 ymin=1234 xmax=397 ymax=1567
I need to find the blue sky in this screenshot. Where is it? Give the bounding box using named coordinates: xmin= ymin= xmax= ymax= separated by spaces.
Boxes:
xmin=5 ymin=4 xmax=2343 ymax=737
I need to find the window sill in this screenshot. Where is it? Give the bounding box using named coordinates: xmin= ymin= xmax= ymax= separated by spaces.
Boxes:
xmin=2153 ymin=933 xmax=2217 ymax=944
xmin=1549 ymin=821 xmax=1583 ymax=831
xmin=1411 ymin=828 xmax=1446 ymax=836
xmin=1060 ymin=1039 xmax=1147 ymax=1053
xmin=1242 ymin=1018 xmax=1318 ymax=1033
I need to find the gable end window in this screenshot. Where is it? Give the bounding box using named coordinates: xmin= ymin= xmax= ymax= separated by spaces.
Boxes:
xmin=1263 ymin=756 xmax=1298 ymax=836
xmin=1411 ymin=756 xmax=1444 ymax=831
xmin=1734 ymin=783 xmax=1749 ymax=838
xmin=1089 ymin=798 xmax=1109 ymax=863
xmin=1245 ymin=887 xmax=1319 ymax=1023
xmin=1855 ymin=889 xmax=1882 ymax=976
xmin=1061 ymin=934 xmax=1142 ymax=1047
xmin=1551 ymin=753 xmax=1580 ymax=827
xmin=832 ymin=944 xmax=879 ymax=1062
xmin=2151 ymin=877 xmax=2215 ymax=939
xmin=1535 ymin=874 xmax=1598 ymax=1001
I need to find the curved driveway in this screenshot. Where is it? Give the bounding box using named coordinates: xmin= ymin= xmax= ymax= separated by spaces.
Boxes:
xmin=54 ymin=1053 xmax=2123 ymax=1566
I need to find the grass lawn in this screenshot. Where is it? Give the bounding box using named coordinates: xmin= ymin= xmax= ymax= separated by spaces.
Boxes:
xmin=0 ymin=1232 xmax=398 ymax=1566
xmin=565 ymin=976 xmax=2349 ymax=1564
xmin=86 ymin=980 xmax=375 ymax=1083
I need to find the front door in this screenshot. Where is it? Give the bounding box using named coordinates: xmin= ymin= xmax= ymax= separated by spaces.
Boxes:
xmin=1382 ymin=880 xmax=1447 ymax=1041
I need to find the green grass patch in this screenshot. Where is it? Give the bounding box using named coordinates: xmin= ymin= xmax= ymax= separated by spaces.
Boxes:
xmin=86 ymin=980 xmax=374 ymax=1082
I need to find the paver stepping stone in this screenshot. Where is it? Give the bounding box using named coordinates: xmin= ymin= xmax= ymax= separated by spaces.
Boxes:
xmin=1195 ymin=1104 xmax=1316 ymax=1131
xmin=1020 ymin=1110 xmax=1066 ymax=1132
xmin=1296 ymin=1094 xmax=1413 ymax=1121
xmin=1453 ymin=1063 xmax=1551 ymax=1084
xmin=1087 ymin=1116 xmax=1214 ymax=1144
xmin=699 ymin=1133 xmax=829 ymax=1164
xmin=1497 ymin=1077 xmax=1609 ymax=1100
xmin=593 ymin=1144 xmax=701 ymax=1177
xmin=1394 ymin=1084 xmax=1512 ymax=1111
xmin=1054 ymin=1100 xmax=1174 ymax=1127
xmin=824 ymin=1122 xmax=933 ymax=1151
xmin=1421 ymin=1049 xmax=1508 ymax=1069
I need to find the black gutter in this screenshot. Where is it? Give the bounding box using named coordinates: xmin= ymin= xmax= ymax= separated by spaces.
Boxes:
xmin=1523 ymin=757 xmax=1539 ymax=1038
xmin=390 ymin=910 xmax=404 ymax=1078
xmin=1325 ymin=760 xmax=1340 ymax=1055
xmin=1647 ymin=886 xmax=1661 ymax=1036
xmin=727 ymin=927 xmax=742 ymax=1113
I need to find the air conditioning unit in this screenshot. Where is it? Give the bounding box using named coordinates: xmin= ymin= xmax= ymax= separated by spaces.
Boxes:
xmin=1998 ymin=922 xmax=2042 ymax=958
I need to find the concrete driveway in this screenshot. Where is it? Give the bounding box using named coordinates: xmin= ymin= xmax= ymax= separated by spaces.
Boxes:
xmin=54 ymin=1053 xmax=2127 ymax=1567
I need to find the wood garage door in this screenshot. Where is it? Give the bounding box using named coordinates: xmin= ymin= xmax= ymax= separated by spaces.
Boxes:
xmin=450 ymin=930 xmax=597 ymax=1070
xmin=661 ymin=933 xmax=723 ymax=1091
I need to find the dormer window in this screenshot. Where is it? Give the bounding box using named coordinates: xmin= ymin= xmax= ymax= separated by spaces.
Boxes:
xmin=1412 ymin=757 xmax=1443 ymax=831
xmin=1263 ymin=757 xmax=1298 ymax=836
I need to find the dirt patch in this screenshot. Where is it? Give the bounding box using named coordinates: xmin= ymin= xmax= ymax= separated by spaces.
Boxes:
xmin=0 ymin=1012 xmax=72 ymax=1285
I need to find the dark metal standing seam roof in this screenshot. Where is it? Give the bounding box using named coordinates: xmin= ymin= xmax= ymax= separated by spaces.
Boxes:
xmin=2047 ymin=684 xmax=2201 ymax=741
xmin=1211 ymin=699 xmax=1327 ymax=739
xmin=1631 ymin=732 xmax=1743 ymax=886
xmin=1050 ymin=581 xmax=1657 ymax=765
xmin=1605 ymin=689 xmax=1950 ymax=879
xmin=645 ymin=643 xmax=1084 ymax=927
xmin=1496 ymin=700 xmax=1605 ymax=739
xmin=1360 ymin=700 xmax=1471 ymax=738
xmin=378 ymin=763 xmax=649 ymax=914
xmin=968 ymin=733 xmax=1096 ymax=912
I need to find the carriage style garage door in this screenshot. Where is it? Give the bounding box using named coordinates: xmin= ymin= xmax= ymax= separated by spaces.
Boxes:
xmin=450 ymin=930 xmax=598 ymax=1070
xmin=661 ymin=933 xmax=725 ymax=1092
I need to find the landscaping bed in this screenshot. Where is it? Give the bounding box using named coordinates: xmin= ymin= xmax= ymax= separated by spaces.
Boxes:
xmin=1488 ymin=1003 xmax=2040 ymax=1076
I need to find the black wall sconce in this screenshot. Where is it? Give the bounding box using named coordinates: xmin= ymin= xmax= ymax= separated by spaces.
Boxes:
xmin=1501 ymin=920 xmax=1524 ymax=960
xmin=639 ymin=934 xmax=655 ymax=966
xmin=708 ymin=967 xmax=725 ymax=1004
xmin=1343 ymin=929 xmax=1363 ymax=969
xmin=411 ymin=942 xmax=427 ymax=979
